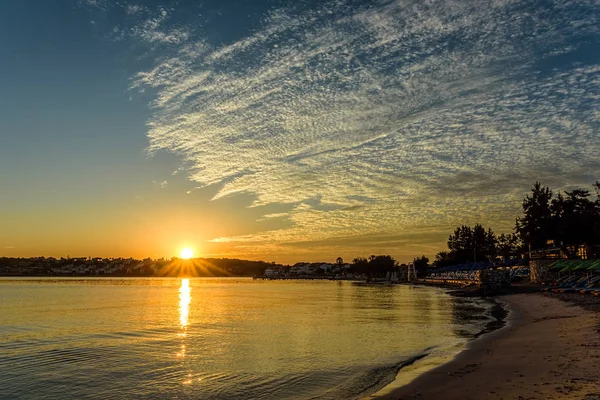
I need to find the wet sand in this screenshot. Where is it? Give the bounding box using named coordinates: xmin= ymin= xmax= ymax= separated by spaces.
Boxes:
xmin=374 ymin=293 xmax=600 ymax=400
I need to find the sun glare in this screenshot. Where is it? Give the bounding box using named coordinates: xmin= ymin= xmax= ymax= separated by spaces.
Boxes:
xmin=179 ymin=279 xmax=191 ymax=328
xmin=180 ymin=248 xmax=194 ymax=259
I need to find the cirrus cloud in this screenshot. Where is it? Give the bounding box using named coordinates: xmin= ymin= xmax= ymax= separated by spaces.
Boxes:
xmin=92 ymin=0 xmax=600 ymax=259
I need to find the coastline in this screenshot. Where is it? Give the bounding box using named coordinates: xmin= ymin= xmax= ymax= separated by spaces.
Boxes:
xmin=360 ymin=293 xmax=509 ymax=399
xmin=368 ymin=293 xmax=600 ymax=400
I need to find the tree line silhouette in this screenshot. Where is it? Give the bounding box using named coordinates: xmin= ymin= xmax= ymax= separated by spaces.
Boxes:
xmin=432 ymin=180 xmax=600 ymax=267
xmin=350 ymin=255 xmax=398 ymax=276
xmin=515 ymin=181 xmax=600 ymax=258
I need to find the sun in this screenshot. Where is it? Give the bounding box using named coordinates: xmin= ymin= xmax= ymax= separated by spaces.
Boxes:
xmin=180 ymin=248 xmax=194 ymax=259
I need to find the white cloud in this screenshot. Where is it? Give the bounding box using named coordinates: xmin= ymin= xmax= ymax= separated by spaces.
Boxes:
xmin=256 ymin=212 xmax=290 ymax=222
xmin=152 ymin=180 xmax=168 ymax=189
xmin=128 ymin=7 xmax=190 ymax=44
xmin=80 ymin=0 xmax=107 ymax=9
xmin=118 ymin=0 xmax=600 ymax=256
xmin=126 ymin=4 xmax=145 ymax=15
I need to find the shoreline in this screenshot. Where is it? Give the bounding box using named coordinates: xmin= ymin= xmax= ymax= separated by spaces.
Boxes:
xmin=361 ymin=293 xmax=510 ymax=399
xmin=369 ymin=293 xmax=600 ymax=400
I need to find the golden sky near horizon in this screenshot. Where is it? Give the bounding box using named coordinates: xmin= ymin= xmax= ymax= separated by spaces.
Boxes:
xmin=2 ymin=0 xmax=600 ymax=263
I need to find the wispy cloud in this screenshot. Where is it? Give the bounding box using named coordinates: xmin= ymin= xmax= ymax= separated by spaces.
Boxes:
xmin=256 ymin=212 xmax=290 ymax=222
xmin=79 ymin=0 xmax=107 ymax=9
xmin=129 ymin=8 xmax=189 ymax=45
xmin=125 ymin=4 xmax=145 ymax=15
xmin=95 ymin=0 xmax=600 ymax=257
xmin=152 ymin=180 xmax=168 ymax=189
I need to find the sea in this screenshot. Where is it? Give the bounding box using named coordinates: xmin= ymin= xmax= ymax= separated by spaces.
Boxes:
xmin=0 ymin=278 xmax=498 ymax=399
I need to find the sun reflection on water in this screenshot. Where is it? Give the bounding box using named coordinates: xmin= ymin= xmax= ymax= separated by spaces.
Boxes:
xmin=179 ymin=279 xmax=191 ymax=329
xmin=177 ymin=279 xmax=193 ymax=382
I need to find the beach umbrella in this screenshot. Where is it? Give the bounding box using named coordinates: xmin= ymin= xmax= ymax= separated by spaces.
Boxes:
xmin=571 ymin=260 xmax=585 ymax=271
xmin=549 ymin=260 xmax=565 ymax=270
xmin=573 ymin=260 xmax=594 ymax=270
xmin=558 ymin=264 xmax=570 ymax=273
xmin=559 ymin=260 xmax=581 ymax=273
xmin=586 ymin=260 xmax=600 ymax=271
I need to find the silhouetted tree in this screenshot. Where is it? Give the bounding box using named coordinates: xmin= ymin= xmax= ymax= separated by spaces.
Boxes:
xmin=515 ymin=181 xmax=600 ymax=256
xmin=351 ymin=255 xmax=398 ymax=277
xmin=433 ymin=251 xmax=454 ymax=267
xmin=351 ymin=257 xmax=369 ymax=274
xmin=368 ymin=255 xmax=397 ymax=276
xmin=412 ymin=255 xmax=429 ymax=277
xmin=516 ymin=182 xmax=553 ymax=249
xmin=550 ymin=188 xmax=599 ymax=257
xmin=447 ymin=224 xmax=496 ymax=263
xmin=496 ymin=233 xmax=522 ymax=261
xmin=433 ymin=224 xmax=510 ymax=267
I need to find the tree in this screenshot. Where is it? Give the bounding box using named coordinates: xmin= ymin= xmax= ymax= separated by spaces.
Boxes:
xmin=432 ymin=223 xmax=508 ymax=267
xmin=515 ymin=181 xmax=600 ymax=256
xmin=516 ymin=182 xmax=553 ymax=249
xmin=550 ymin=188 xmax=599 ymax=256
xmin=496 ymin=233 xmax=522 ymax=261
xmin=433 ymin=251 xmax=454 ymax=267
xmin=368 ymin=255 xmax=397 ymax=276
xmin=413 ymin=255 xmax=429 ymax=269
xmin=447 ymin=224 xmax=497 ymax=264
xmin=412 ymin=255 xmax=429 ymax=277
xmin=351 ymin=255 xmax=398 ymax=277
xmin=351 ymin=257 xmax=369 ymax=275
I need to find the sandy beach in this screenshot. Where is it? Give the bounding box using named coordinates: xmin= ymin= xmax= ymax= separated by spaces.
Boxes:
xmin=374 ymin=293 xmax=600 ymax=400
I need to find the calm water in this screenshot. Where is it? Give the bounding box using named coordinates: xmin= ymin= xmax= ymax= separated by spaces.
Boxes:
xmin=0 ymin=278 xmax=495 ymax=399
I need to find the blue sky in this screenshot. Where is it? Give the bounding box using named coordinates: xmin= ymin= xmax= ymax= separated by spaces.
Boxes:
xmin=1 ymin=0 xmax=600 ymax=262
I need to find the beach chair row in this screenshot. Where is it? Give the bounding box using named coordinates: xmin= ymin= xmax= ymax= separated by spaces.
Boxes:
xmin=542 ymin=274 xmax=600 ymax=295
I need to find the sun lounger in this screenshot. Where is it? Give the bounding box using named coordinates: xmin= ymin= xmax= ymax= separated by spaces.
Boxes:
xmin=551 ymin=276 xmax=585 ymax=292
xmin=542 ymin=275 xmax=572 ymax=291
xmin=578 ymin=276 xmax=600 ymax=293
xmin=560 ymin=277 xmax=590 ymax=292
